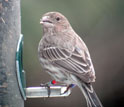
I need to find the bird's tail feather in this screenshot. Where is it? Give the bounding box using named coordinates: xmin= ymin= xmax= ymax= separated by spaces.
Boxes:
xmin=80 ymin=83 xmax=103 ymax=107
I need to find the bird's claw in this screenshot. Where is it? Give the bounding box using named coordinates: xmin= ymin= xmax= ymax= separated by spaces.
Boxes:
xmin=60 ymin=88 xmax=69 ymax=95
xmin=61 ymin=84 xmax=76 ymax=95
xmin=40 ymin=83 xmax=51 ymax=97
xmin=40 ymin=80 xmax=57 ymax=97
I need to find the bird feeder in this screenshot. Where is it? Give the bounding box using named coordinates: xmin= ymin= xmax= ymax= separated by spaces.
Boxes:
xmin=16 ymin=34 xmax=71 ymax=100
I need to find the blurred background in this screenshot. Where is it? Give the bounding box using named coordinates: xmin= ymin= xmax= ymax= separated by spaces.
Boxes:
xmin=21 ymin=0 xmax=124 ymax=107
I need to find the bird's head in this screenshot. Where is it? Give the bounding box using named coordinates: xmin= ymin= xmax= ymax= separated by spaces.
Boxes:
xmin=40 ymin=12 xmax=71 ymax=33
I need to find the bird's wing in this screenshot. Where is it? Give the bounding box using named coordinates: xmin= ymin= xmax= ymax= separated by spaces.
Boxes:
xmin=41 ymin=46 xmax=95 ymax=82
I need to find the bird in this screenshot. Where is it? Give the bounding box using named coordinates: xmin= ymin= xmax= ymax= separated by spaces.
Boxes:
xmin=38 ymin=12 xmax=103 ymax=107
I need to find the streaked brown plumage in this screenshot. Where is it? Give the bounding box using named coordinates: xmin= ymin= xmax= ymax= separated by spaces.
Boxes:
xmin=38 ymin=12 xmax=103 ymax=107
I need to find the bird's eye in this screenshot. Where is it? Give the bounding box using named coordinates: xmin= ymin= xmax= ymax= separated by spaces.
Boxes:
xmin=56 ymin=17 xmax=60 ymax=21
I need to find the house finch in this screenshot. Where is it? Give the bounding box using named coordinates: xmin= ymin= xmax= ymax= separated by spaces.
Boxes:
xmin=38 ymin=12 xmax=103 ymax=107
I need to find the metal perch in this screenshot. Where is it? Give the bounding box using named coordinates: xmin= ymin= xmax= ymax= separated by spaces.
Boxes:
xmin=26 ymin=86 xmax=71 ymax=98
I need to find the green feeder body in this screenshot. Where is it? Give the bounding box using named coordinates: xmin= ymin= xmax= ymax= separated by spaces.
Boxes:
xmin=16 ymin=34 xmax=26 ymax=100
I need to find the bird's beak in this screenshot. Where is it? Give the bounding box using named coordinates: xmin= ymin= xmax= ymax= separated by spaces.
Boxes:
xmin=40 ymin=19 xmax=43 ymax=24
xmin=40 ymin=16 xmax=52 ymax=24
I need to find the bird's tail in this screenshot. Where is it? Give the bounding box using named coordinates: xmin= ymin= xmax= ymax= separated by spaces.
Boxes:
xmin=80 ymin=83 xmax=103 ymax=107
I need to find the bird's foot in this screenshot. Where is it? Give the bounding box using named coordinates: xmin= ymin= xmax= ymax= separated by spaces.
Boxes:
xmin=61 ymin=84 xmax=76 ymax=95
xmin=40 ymin=80 xmax=57 ymax=97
